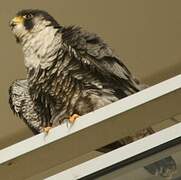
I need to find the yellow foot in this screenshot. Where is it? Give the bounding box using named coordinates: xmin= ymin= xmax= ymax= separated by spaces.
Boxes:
xmin=69 ymin=114 xmax=80 ymax=123
xmin=43 ymin=126 xmax=52 ymax=134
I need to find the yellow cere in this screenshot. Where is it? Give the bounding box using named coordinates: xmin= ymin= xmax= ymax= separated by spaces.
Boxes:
xmin=11 ymin=16 xmax=24 ymax=24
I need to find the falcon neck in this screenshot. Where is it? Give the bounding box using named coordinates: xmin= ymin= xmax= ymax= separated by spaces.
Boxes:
xmin=22 ymin=26 xmax=62 ymax=70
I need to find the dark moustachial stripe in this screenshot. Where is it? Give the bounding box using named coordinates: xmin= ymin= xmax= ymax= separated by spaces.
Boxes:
xmin=24 ymin=19 xmax=34 ymax=30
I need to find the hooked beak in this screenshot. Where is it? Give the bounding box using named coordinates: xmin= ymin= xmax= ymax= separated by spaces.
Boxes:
xmin=10 ymin=16 xmax=24 ymax=29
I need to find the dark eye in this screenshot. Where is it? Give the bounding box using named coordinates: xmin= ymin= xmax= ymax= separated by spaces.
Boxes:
xmin=23 ymin=14 xmax=33 ymax=19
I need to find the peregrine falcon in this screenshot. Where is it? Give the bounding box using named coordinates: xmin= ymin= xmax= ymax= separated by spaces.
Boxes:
xmin=9 ymin=9 xmax=144 ymax=133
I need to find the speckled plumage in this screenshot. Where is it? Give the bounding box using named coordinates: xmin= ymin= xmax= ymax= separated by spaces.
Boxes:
xmin=9 ymin=9 xmax=144 ymax=133
xmin=9 ymin=80 xmax=42 ymax=134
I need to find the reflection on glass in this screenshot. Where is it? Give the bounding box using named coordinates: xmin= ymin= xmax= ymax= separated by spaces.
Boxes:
xmin=144 ymin=156 xmax=177 ymax=179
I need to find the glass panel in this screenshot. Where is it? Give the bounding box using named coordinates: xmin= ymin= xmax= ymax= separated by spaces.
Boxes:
xmin=82 ymin=139 xmax=181 ymax=180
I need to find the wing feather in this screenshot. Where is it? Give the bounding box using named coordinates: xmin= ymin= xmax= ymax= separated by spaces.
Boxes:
xmin=62 ymin=26 xmax=143 ymax=95
xmin=9 ymin=80 xmax=42 ymax=134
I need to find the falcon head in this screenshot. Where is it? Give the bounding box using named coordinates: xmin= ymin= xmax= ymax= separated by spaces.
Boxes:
xmin=10 ymin=9 xmax=60 ymax=43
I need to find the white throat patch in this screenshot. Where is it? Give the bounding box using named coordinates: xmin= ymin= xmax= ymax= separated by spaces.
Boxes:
xmin=22 ymin=26 xmax=62 ymax=69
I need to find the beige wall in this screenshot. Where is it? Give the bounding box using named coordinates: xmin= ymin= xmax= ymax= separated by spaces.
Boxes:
xmin=0 ymin=0 xmax=181 ymax=147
